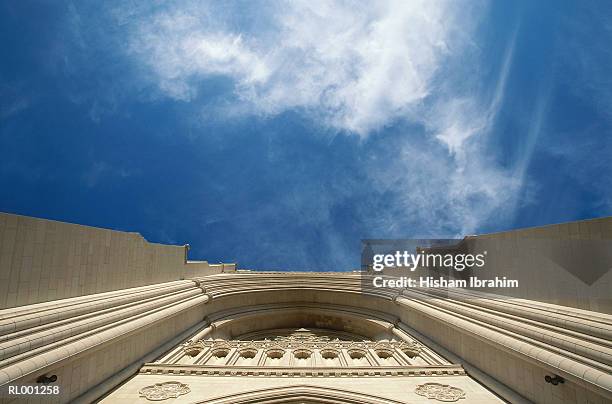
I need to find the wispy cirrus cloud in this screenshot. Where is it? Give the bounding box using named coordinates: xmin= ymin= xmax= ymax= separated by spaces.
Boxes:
xmin=115 ymin=0 xmax=522 ymax=237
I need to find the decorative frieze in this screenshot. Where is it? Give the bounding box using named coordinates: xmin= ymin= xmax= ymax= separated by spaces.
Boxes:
xmin=139 ymin=364 xmax=466 ymax=378
xmin=174 ymin=328 xmax=434 ymax=370
xmin=181 ymin=338 xmax=422 ymax=357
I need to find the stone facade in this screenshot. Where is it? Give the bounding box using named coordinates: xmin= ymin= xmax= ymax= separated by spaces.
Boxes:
xmin=0 ymin=213 xmax=232 ymax=308
xmin=0 ymin=212 xmax=610 ymax=403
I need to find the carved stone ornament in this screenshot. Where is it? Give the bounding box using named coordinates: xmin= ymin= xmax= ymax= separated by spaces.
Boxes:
xmin=183 ymin=342 xmax=203 ymax=357
xmin=273 ymin=330 xmax=334 ymax=343
xmin=185 ymin=337 xmax=422 ymax=353
xmin=139 ymin=381 xmax=191 ymax=401
xmin=396 ymin=340 xmax=422 ymax=358
xmin=415 ymin=383 xmax=466 ymax=402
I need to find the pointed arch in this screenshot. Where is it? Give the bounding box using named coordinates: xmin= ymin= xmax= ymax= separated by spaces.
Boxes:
xmin=199 ymin=384 xmax=407 ymax=404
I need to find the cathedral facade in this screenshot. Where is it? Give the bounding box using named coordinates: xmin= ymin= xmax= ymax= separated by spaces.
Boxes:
xmin=0 ymin=212 xmax=610 ymax=403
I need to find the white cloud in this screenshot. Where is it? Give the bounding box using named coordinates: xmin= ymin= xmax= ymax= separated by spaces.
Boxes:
xmin=126 ymin=0 xmax=474 ymax=136
xmin=121 ymin=0 xmax=523 ymax=235
xmin=128 ymin=9 xmax=267 ymax=101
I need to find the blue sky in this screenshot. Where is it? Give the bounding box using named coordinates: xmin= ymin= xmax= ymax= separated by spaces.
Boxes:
xmin=1 ymin=1 xmax=611 ymax=270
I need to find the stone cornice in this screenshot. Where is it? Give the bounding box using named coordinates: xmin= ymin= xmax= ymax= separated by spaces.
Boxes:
xmin=139 ymin=363 xmax=466 ymax=378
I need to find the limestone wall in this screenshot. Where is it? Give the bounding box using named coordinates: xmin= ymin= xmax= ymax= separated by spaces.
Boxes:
xmin=0 ymin=212 xmax=233 ymax=308
xmin=0 ymin=280 xmax=210 ymax=403
xmin=0 ymin=270 xmax=609 ymax=403
xmin=184 ymin=273 xmax=612 ymax=404
xmin=459 ymin=217 xmax=612 ymax=313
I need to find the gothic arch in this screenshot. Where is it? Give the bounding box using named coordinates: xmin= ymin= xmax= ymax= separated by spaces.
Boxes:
xmin=198 ymin=384 xmax=407 ymax=404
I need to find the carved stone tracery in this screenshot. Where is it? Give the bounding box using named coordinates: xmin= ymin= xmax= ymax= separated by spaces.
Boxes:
xmin=181 ymin=335 xmax=422 ymax=357
xmin=173 ymin=327 xmax=432 ymax=372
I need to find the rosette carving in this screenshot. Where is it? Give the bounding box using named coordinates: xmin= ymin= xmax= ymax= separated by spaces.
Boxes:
xmin=415 ymin=383 xmax=465 ymax=402
xmin=139 ymin=381 xmax=190 ymax=401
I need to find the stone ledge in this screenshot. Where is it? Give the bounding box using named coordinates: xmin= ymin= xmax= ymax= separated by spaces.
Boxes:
xmin=139 ymin=364 xmax=466 ymax=378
